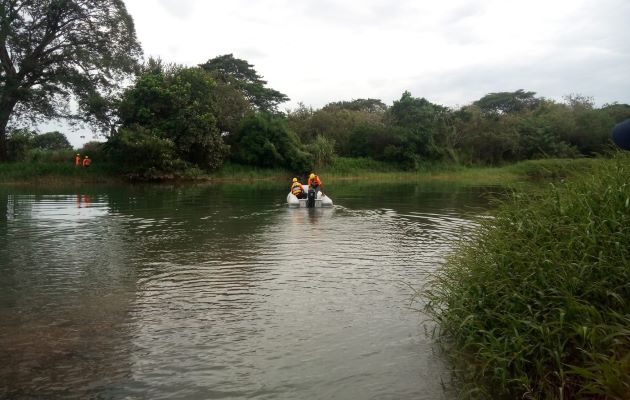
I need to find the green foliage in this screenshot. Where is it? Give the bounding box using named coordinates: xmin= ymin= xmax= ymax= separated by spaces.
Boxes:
xmin=236 ymin=112 xmax=312 ymax=172
xmin=388 ymin=91 xmax=448 ymax=131
xmin=6 ymin=129 xmax=37 ymax=161
xmin=602 ymin=103 xmax=630 ymax=124
xmin=200 ymin=54 xmax=289 ymax=112
xmin=473 ymin=89 xmax=540 ymax=114
xmin=322 ymin=98 xmax=388 ymax=114
xmin=117 ymin=66 xmax=229 ymax=171
xmin=32 ymin=131 xmax=72 ymax=150
xmin=424 ymin=154 xmax=630 ymax=399
xmin=308 ymin=135 xmax=336 ymax=168
xmin=565 ymin=106 xmax=614 ymax=155
xmin=104 ymin=126 xmax=181 ymax=176
xmin=25 ymin=148 xmax=75 ymax=163
xmin=346 ymin=123 xmax=419 ymax=167
xmin=78 ymin=141 xmax=106 ymax=163
xmin=506 ymin=158 xmax=599 ymax=181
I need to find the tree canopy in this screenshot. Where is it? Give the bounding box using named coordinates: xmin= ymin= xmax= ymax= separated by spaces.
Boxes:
xmin=116 ymin=66 xmax=229 ymax=171
xmin=0 ymin=0 xmax=142 ymax=160
xmin=200 ymin=54 xmax=289 ymax=113
xmin=473 ymin=89 xmax=539 ymax=114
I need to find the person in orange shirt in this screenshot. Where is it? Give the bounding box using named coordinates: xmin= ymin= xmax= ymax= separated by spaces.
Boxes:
xmin=307 ymin=173 xmax=322 ymax=190
xmin=74 ymin=153 xmax=81 ymax=166
xmin=82 ymin=155 xmax=91 ymax=167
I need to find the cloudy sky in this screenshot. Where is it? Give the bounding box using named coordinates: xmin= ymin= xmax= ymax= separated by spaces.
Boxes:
xmin=64 ymin=0 xmax=630 ymax=146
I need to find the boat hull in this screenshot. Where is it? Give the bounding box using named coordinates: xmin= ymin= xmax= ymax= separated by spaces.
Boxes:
xmin=287 ymin=191 xmax=333 ymax=208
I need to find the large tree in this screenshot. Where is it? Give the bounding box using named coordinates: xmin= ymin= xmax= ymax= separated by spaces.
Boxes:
xmin=473 ymin=89 xmax=540 ymax=114
xmin=117 ymin=66 xmax=229 ymax=170
xmin=0 ymin=0 xmax=142 ymax=161
xmin=200 ymin=54 xmax=289 ymax=113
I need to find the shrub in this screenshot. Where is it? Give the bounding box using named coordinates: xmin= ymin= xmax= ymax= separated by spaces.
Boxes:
xmin=104 ymin=126 xmax=180 ymax=175
xmin=236 ymin=112 xmax=313 ymax=172
xmin=424 ymin=153 xmax=630 ymax=399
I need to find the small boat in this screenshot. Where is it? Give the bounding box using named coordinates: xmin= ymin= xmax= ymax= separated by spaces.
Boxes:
xmin=287 ymin=185 xmax=333 ymax=208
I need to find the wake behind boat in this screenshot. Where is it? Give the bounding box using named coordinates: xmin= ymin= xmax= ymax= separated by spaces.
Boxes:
xmin=287 ymin=184 xmax=333 ymax=208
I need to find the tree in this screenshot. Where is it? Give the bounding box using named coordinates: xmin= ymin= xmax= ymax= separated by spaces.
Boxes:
xmin=33 ymin=130 xmax=71 ymax=150
xmin=473 ymin=89 xmax=540 ymax=114
xmin=5 ymin=127 xmax=35 ymax=160
xmin=236 ymin=112 xmax=312 ymax=172
xmin=117 ymin=66 xmax=229 ymax=170
xmin=200 ymin=54 xmax=289 ymax=113
xmin=322 ymin=98 xmax=388 ymax=114
xmin=0 ymin=0 xmax=142 ymax=161
xmin=387 ymin=91 xmax=447 ymax=159
xmin=602 ymin=103 xmax=630 ymax=124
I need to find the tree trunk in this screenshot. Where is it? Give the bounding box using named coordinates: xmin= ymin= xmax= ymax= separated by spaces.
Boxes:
xmin=0 ymin=96 xmax=18 ymax=162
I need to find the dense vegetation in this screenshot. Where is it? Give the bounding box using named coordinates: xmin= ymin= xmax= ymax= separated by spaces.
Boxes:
xmin=5 ymin=76 xmax=630 ymax=180
xmin=424 ymin=153 xmax=630 ymax=399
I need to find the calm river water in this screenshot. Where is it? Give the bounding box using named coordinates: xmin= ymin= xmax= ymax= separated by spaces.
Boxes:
xmin=0 ymin=181 xmax=495 ymax=399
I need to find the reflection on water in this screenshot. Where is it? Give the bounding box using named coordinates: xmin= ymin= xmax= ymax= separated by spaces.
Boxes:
xmin=0 ymin=182 xmax=494 ymax=399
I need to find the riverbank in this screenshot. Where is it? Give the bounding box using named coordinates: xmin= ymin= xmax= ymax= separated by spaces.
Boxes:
xmin=423 ymin=152 xmax=630 ymax=399
xmin=0 ymin=156 xmax=606 ymax=187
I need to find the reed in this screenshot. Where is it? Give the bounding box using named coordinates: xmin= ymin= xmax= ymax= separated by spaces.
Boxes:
xmin=423 ymin=153 xmax=630 ymax=399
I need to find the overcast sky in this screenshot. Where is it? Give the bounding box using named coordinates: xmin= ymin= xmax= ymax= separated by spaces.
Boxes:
xmin=63 ymin=0 xmax=630 ymax=147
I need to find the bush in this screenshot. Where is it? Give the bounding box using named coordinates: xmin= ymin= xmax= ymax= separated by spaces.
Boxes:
xmin=307 ymin=135 xmax=336 ymax=168
xmin=25 ymin=148 xmax=76 ymax=163
xmin=6 ymin=129 xmax=36 ymax=161
xmin=424 ymin=153 xmax=630 ymax=399
xmin=236 ymin=112 xmax=313 ymax=172
xmin=104 ymin=126 xmax=181 ymax=175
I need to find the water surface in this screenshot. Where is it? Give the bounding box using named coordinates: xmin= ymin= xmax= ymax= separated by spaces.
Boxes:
xmin=0 ymin=181 xmax=495 ymax=399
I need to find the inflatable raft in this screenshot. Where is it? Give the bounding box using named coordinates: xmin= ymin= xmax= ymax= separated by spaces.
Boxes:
xmin=287 ymin=185 xmax=333 ymax=208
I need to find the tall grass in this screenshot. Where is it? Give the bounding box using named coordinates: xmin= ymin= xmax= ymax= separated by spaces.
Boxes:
xmin=424 ymin=153 xmax=630 ymax=399
xmin=0 ymin=161 xmax=118 ymax=184
xmin=0 ymin=155 xmax=607 ymax=187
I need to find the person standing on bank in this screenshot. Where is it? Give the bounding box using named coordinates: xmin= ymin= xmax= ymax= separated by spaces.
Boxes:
xmin=82 ymin=155 xmax=91 ymax=167
xmin=74 ymin=153 xmax=81 ymax=166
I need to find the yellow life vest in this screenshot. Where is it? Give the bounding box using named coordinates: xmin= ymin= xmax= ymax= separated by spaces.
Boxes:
xmin=291 ymin=182 xmax=303 ymax=195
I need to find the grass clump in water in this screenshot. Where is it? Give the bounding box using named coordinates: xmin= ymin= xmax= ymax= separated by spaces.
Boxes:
xmin=424 ymin=153 xmax=630 ymax=399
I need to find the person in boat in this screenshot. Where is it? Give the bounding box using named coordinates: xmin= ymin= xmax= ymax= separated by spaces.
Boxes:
xmin=308 ymin=173 xmax=322 ymax=191
xmin=290 ymin=177 xmax=306 ymax=199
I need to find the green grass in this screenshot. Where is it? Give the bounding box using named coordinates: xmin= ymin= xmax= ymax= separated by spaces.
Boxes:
xmin=0 ymin=161 xmax=120 ymax=184
xmin=423 ymin=152 xmax=630 ymax=399
xmin=0 ymin=156 xmax=607 ymax=187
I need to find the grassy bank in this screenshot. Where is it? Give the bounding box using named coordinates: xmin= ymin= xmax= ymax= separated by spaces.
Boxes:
xmin=0 ymin=162 xmax=122 ymax=185
xmin=0 ymin=156 xmax=608 ymax=187
xmin=424 ymin=153 xmax=630 ymax=399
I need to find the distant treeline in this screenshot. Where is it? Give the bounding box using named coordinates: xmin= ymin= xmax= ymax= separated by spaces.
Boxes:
xmin=6 ymin=55 xmax=630 ymax=178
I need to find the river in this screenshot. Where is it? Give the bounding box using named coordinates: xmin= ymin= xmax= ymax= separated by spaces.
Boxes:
xmin=0 ymin=181 xmax=496 ymax=399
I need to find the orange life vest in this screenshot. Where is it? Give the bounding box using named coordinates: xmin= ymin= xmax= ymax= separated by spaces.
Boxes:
xmin=308 ymin=176 xmax=321 ymax=187
xmin=75 ymin=155 xmax=81 ymax=166
xmin=83 ymin=157 xmax=91 ymax=167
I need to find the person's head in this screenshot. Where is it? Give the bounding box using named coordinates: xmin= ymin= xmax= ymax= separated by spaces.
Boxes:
xmin=84 ymin=155 xmax=89 ymax=158
xmin=76 ymin=153 xmax=80 ymax=156
xmin=292 ymin=177 xmax=298 ymax=182
xmin=309 ymin=173 xmax=315 ymax=179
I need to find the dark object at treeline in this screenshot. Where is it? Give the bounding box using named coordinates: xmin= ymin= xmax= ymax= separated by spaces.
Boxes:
xmin=612 ymin=119 xmax=630 ymax=150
